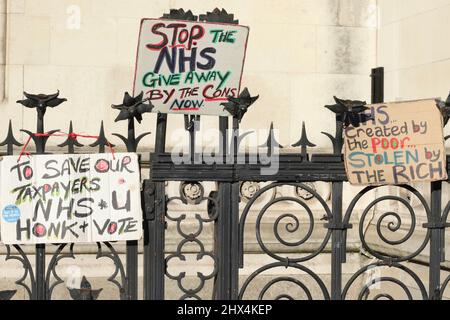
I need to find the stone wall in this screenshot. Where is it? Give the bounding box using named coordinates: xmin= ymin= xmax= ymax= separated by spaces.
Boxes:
xmin=0 ymin=0 xmax=377 ymax=152
xmin=378 ymin=0 xmax=450 ymax=129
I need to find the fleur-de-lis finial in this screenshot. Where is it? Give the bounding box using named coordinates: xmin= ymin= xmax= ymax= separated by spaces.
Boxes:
xmin=112 ymin=92 xmax=152 ymax=152
xmin=16 ymin=91 xmax=65 ymax=153
xmin=90 ymin=121 xmax=115 ymax=153
xmin=161 ymin=8 xmax=198 ymax=21
xmin=260 ymin=122 xmax=283 ymax=157
xmin=322 ymin=96 xmax=372 ymax=156
xmin=58 ymin=121 xmax=83 ymax=154
xmin=199 ymin=8 xmax=239 ymax=24
xmin=0 ymin=120 xmax=22 ymax=155
xmin=325 ymin=96 xmax=371 ymax=127
xmin=16 ymin=90 xmax=67 ymax=115
xmin=221 ymin=88 xmax=259 ymax=122
xmin=292 ymin=122 xmax=316 ymax=161
xmin=111 ymin=91 xmax=154 ymax=124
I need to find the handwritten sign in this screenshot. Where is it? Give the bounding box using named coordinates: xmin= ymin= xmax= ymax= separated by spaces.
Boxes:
xmin=0 ymin=153 xmax=142 ymax=244
xmin=133 ymin=18 xmax=249 ymax=116
xmin=344 ymin=99 xmax=447 ymax=185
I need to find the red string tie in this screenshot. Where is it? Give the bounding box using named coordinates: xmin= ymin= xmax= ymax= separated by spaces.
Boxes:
xmin=18 ymin=131 xmax=115 ymax=162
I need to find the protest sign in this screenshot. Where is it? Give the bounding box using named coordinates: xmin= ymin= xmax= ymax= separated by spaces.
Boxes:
xmin=133 ymin=18 xmax=249 ymax=116
xmin=344 ymin=99 xmax=447 ymax=185
xmin=0 ymin=153 xmax=142 ymax=244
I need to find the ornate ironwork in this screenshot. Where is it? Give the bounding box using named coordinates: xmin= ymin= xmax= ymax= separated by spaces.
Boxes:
xmin=5 ymin=245 xmax=35 ymax=299
xmin=165 ymin=189 xmax=219 ymax=300
xmin=240 ymin=183 xmax=332 ymax=263
xmin=295 ymin=182 xmax=316 ymax=201
xmin=96 ymin=242 xmax=128 ymax=299
xmin=44 ymin=231 xmax=127 ymax=300
xmin=240 ymin=182 xmax=261 ymax=201
xmin=179 ymin=181 xmax=205 ymax=204
xmin=45 ymin=243 xmax=75 ymax=299
xmin=441 ymin=274 xmax=450 ymax=299
xmin=343 ymin=185 xmax=431 ymax=262
xmin=342 ymin=262 xmax=428 ymax=300
xmin=238 ymin=182 xmax=332 ymax=299
xmin=239 ymin=262 xmax=330 ymax=300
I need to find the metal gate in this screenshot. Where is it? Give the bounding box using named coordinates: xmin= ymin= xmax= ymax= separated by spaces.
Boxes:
xmin=0 ymin=8 xmax=449 ymax=300
xmin=144 ymin=63 xmax=450 ymax=300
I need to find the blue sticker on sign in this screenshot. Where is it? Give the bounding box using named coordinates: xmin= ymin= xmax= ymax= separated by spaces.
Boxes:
xmin=2 ymin=205 xmax=21 ymax=223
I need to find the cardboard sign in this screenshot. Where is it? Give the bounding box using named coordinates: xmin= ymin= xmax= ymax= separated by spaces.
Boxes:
xmin=133 ymin=18 xmax=249 ymax=116
xmin=344 ymin=99 xmax=447 ymax=185
xmin=0 ymin=153 xmax=142 ymax=244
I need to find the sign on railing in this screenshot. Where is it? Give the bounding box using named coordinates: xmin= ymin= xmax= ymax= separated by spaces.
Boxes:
xmin=344 ymin=99 xmax=447 ymax=185
xmin=0 ymin=153 xmax=142 ymax=244
xmin=133 ymin=18 xmax=249 ymax=116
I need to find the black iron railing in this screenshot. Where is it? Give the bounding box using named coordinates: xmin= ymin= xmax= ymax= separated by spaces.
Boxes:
xmin=0 ymin=8 xmax=449 ymax=300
